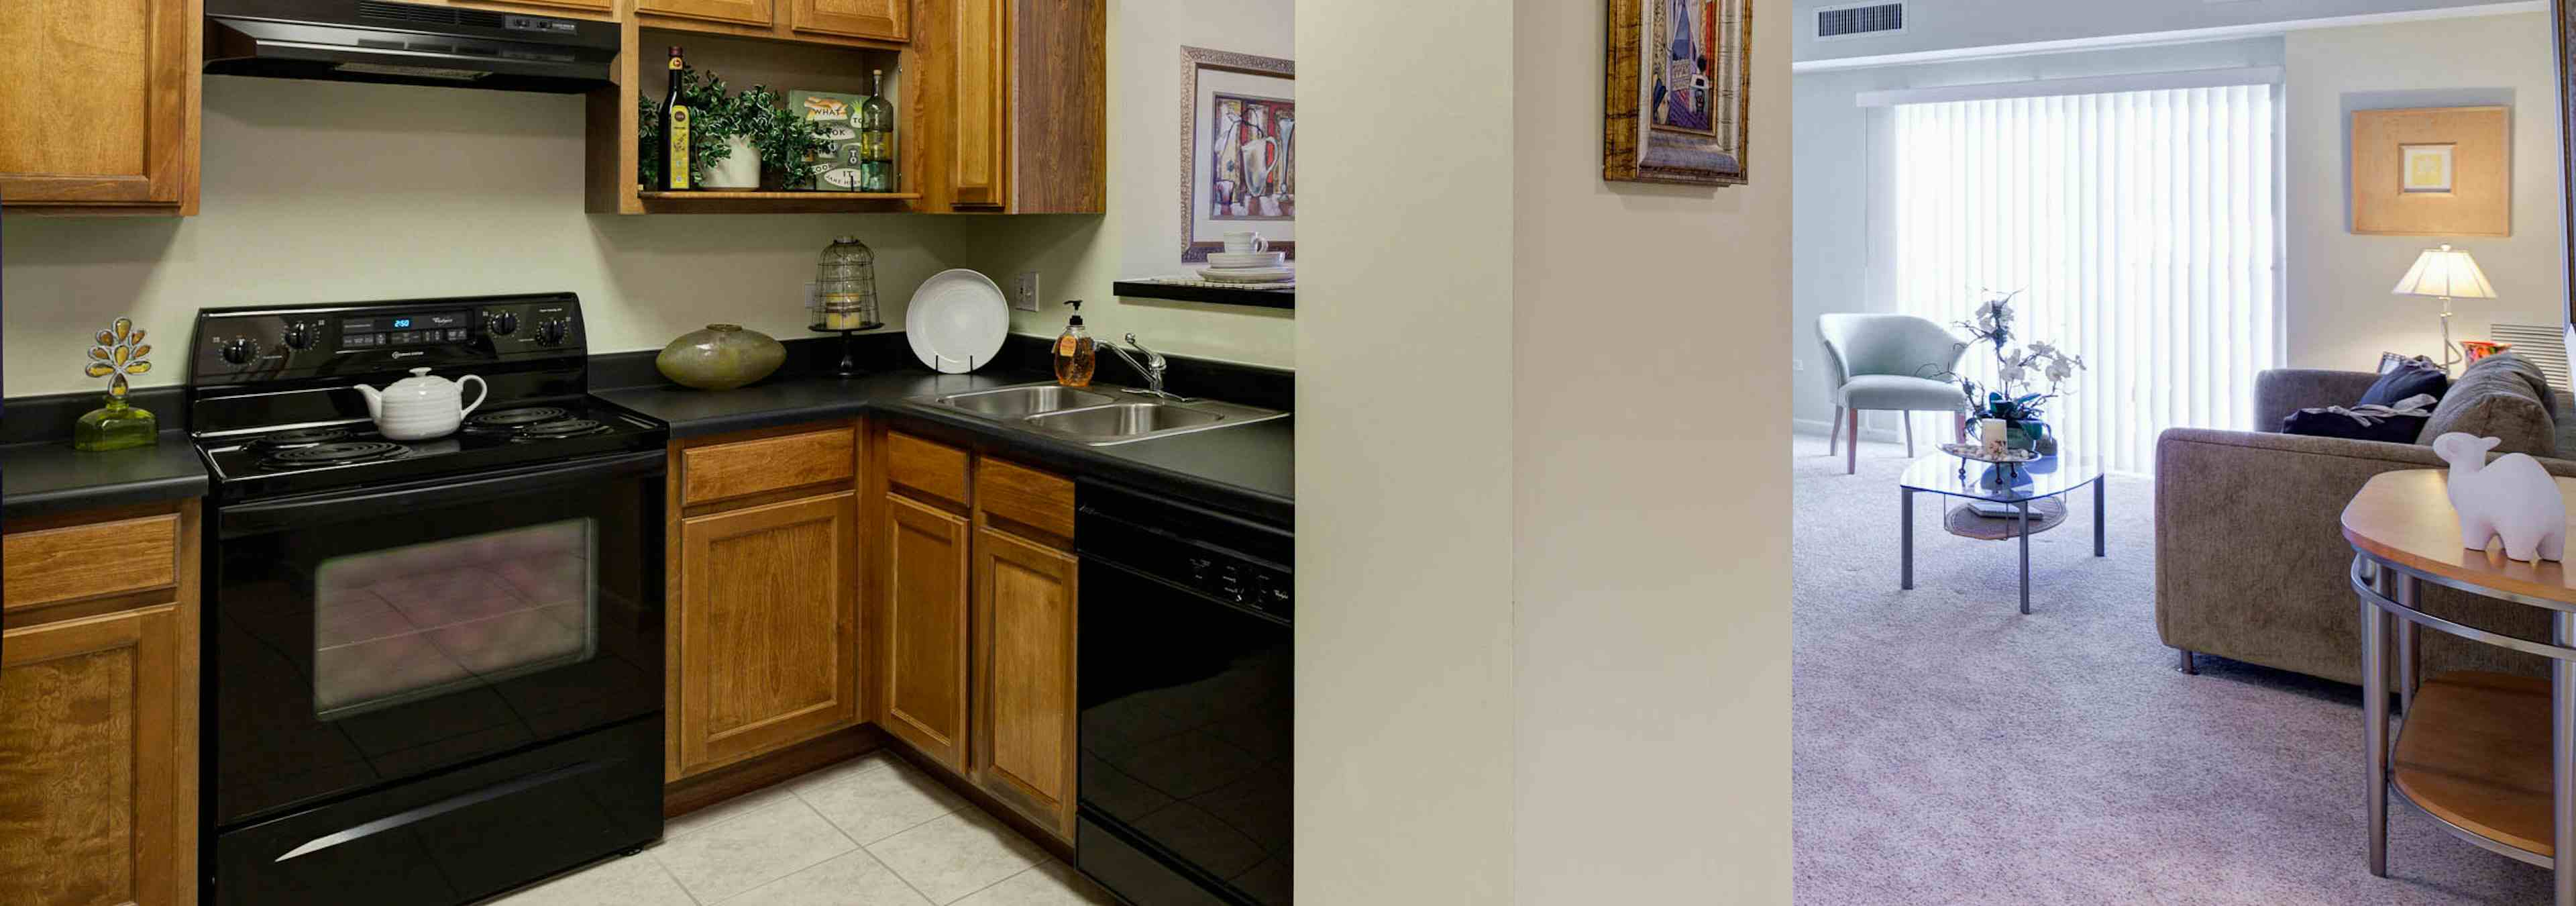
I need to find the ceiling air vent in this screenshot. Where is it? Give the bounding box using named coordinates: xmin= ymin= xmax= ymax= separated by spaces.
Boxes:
xmin=1816 ymin=1 xmax=1904 ymax=40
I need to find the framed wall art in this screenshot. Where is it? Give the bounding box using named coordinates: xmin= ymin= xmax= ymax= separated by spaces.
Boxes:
xmin=1604 ymin=0 xmax=1752 ymax=187
xmin=1181 ymin=46 xmax=1295 ymax=263
xmin=2351 ymin=105 xmax=2510 ymax=236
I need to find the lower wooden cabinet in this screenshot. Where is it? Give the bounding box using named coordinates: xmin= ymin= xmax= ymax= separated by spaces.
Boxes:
xmin=970 ymin=525 xmax=1078 ymax=838
xmin=880 ymin=493 xmax=973 ymax=772
xmin=0 ymin=499 xmax=198 ymax=906
xmin=674 ymin=490 xmax=862 ymax=778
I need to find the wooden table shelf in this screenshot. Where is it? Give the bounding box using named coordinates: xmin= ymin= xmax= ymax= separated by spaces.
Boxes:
xmin=633 ymin=191 xmax=923 ymax=214
xmin=2394 ymin=671 xmax=2555 ymax=857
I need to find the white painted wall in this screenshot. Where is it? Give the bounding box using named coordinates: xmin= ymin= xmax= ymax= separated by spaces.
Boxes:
xmin=1788 ymin=38 xmax=2288 ymax=434
xmin=977 ymin=0 xmax=1297 ymax=369
xmin=1 ymin=76 xmax=981 ymax=397
xmin=2284 ymin=11 xmax=2569 ymax=370
xmin=1792 ymin=0 xmax=2531 ymax=66
xmin=1297 ymin=0 xmax=1792 ymax=900
xmin=1511 ymin=0 xmax=1791 ymax=901
xmin=1295 ymin=0 xmax=1517 ymax=898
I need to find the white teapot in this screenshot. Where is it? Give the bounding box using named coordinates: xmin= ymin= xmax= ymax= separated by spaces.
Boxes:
xmin=354 ymin=367 xmax=488 ymax=440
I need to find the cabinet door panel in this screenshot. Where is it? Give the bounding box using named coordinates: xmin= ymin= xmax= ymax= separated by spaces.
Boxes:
xmin=0 ymin=606 xmax=181 ymax=906
xmin=948 ymin=0 xmax=1008 ymax=209
xmin=972 ymin=527 xmax=1077 ymax=838
xmin=882 ymin=495 xmax=971 ymax=771
xmin=792 ymin=0 xmax=906 ymax=40
xmin=676 ymin=491 xmax=860 ymax=777
xmin=637 ymin=0 xmax=774 ymax=26
xmin=0 ymin=0 xmax=195 ymax=207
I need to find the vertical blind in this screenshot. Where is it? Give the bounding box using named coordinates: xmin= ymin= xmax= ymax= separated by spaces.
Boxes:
xmin=1892 ymin=83 xmax=2279 ymax=474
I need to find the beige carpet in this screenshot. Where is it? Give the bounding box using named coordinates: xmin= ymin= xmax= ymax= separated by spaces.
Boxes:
xmin=1792 ymin=433 xmax=2551 ymax=905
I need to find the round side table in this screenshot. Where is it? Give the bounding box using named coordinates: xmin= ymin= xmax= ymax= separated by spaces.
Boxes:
xmin=2343 ymin=469 xmax=2576 ymax=903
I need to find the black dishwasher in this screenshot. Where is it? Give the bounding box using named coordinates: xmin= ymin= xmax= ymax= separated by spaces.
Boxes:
xmin=1075 ymin=481 xmax=1291 ymax=906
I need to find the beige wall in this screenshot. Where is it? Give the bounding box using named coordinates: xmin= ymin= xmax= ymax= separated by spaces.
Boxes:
xmin=1293 ymin=0 xmax=1517 ymax=899
xmin=978 ymin=0 xmax=1296 ymax=370
xmin=1296 ymin=0 xmax=1793 ymax=900
xmin=2285 ymin=11 xmax=2565 ymax=370
xmin=3 ymin=75 xmax=979 ymax=397
xmin=1511 ymin=0 xmax=1792 ymax=901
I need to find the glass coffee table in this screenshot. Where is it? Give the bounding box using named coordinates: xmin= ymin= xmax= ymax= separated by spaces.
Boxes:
xmin=1898 ymin=452 xmax=2106 ymax=614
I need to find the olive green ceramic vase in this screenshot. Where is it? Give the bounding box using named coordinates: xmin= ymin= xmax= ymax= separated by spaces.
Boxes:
xmin=656 ymin=324 xmax=786 ymax=391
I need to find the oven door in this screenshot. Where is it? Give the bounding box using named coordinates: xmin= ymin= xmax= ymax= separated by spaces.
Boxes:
xmin=1077 ymin=555 xmax=1291 ymax=905
xmin=209 ymin=450 xmax=663 ymax=828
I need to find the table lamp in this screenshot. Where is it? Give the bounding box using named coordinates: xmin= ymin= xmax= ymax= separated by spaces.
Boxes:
xmin=2391 ymin=244 xmax=2497 ymax=373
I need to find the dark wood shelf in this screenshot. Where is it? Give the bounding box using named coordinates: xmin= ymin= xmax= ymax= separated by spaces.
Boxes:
xmin=1112 ymin=280 xmax=1294 ymax=310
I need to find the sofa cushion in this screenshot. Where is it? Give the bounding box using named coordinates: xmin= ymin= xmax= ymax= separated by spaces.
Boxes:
xmin=2417 ymin=352 xmax=2560 ymax=456
xmin=1840 ymin=374 xmax=1963 ymax=411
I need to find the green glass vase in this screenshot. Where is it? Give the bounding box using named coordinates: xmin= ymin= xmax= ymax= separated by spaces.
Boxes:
xmin=73 ymin=395 xmax=157 ymax=452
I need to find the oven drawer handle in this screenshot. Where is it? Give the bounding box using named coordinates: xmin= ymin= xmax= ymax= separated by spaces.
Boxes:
xmin=272 ymin=758 xmax=617 ymax=862
xmin=221 ymin=449 xmax=665 ymax=537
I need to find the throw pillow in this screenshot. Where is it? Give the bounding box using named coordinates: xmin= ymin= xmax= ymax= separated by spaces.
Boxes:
xmin=2418 ymin=352 xmax=2561 ymax=456
xmin=2284 ymin=393 xmax=2439 ymax=444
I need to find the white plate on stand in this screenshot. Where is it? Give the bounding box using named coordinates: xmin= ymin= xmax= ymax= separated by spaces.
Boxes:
xmin=906 ymin=269 xmax=1008 ymax=373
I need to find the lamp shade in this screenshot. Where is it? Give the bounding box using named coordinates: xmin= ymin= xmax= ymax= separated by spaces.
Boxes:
xmin=2392 ymin=244 xmax=2498 ymax=299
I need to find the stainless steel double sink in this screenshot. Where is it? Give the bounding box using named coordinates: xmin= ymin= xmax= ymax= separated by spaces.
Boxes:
xmin=918 ymin=382 xmax=1288 ymax=446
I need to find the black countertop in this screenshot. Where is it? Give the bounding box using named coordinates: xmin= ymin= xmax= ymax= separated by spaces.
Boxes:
xmin=596 ymin=369 xmax=1295 ymax=525
xmin=1 ymin=431 xmax=211 ymax=521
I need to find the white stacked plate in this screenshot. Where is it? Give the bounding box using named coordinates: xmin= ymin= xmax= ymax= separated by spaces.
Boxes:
xmin=1197 ymin=250 xmax=1293 ymax=284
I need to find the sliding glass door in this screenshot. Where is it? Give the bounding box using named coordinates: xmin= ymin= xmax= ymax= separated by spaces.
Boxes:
xmin=1893 ymin=83 xmax=2281 ymax=473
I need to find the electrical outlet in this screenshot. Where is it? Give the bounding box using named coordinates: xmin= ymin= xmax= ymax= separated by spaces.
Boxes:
xmin=1794 ymin=358 xmax=1806 ymax=372
xmin=1014 ymin=272 xmax=1040 ymax=312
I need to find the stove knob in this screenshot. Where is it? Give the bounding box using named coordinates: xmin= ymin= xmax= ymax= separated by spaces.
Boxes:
xmin=488 ymin=311 xmax=520 ymax=336
xmin=280 ymin=321 xmax=315 ymax=350
xmin=219 ymin=337 xmax=261 ymax=366
xmin=537 ymin=319 xmax=568 ymax=346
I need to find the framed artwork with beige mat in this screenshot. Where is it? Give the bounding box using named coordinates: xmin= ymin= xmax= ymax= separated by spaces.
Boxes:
xmin=2351 ymin=105 xmax=2510 ymax=236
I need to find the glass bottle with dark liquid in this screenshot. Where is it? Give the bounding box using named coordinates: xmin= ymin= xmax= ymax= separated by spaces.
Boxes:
xmin=663 ymin=46 xmax=692 ymax=191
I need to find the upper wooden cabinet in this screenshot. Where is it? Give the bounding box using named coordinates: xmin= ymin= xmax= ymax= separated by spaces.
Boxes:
xmin=638 ymin=0 xmax=775 ymax=27
xmin=0 ymin=0 xmax=200 ymax=215
xmin=0 ymin=500 xmax=199 ymax=906
xmin=918 ymin=0 xmax=1104 ymax=212
xmin=792 ymin=0 xmax=908 ymax=42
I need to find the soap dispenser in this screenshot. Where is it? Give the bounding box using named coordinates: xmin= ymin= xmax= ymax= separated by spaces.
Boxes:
xmin=1053 ymin=300 xmax=1096 ymax=387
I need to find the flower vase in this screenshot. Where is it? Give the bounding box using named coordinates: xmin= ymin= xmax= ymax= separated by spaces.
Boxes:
xmin=74 ymin=394 xmax=156 ymax=452
xmin=2004 ymin=418 xmax=2051 ymax=454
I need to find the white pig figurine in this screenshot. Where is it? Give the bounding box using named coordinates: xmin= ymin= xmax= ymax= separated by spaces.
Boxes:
xmin=2433 ymin=432 xmax=2568 ymax=564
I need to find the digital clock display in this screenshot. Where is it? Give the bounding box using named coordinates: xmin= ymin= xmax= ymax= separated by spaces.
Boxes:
xmin=392 ymin=317 xmax=413 ymax=328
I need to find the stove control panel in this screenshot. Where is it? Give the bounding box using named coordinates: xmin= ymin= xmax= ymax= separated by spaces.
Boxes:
xmin=193 ymin=294 xmax=587 ymax=382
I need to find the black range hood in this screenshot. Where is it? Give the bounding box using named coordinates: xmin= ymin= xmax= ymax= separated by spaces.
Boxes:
xmin=205 ymin=0 xmax=619 ymax=93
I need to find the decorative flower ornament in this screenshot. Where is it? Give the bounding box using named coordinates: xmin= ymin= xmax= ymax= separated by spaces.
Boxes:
xmin=84 ymin=317 xmax=152 ymax=398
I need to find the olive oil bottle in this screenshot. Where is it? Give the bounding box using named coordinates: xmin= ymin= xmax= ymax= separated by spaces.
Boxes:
xmin=663 ymin=46 xmax=692 ymax=190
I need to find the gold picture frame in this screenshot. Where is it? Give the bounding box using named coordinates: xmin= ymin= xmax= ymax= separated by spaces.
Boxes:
xmin=2352 ymin=105 xmax=2509 ymax=236
xmin=1603 ymin=0 xmax=1753 ymax=187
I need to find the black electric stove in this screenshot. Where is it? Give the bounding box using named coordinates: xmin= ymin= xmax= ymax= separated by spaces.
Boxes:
xmin=190 ymin=294 xmax=668 ymax=906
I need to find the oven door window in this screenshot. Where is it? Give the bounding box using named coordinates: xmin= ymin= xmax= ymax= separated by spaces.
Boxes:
xmin=313 ymin=519 xmax=597 ymax=719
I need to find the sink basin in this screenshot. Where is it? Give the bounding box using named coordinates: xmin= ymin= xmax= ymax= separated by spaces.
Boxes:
xmin=914 ymin=381 xmax=1287 ymax=446
xmin=932 ymin=385 xmax=1117 ymax=419
xmin=1024 ymin=403 xmax=1226 ymax=438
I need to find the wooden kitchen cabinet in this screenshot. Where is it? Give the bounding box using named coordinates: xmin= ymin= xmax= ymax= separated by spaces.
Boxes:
xmin=792 ymin=0 xmax=908 ymax=41
xmin=667 ymin=423 xmax=866 ymax=782
xmin=880 ymin=493 xmax=974 ymax=772
xmin=0 ymin=499 xmax=199 ymax=906
xmin=0 ymin=0 xmax=200 ymax=215
xmin=674 ymin=491 xmax=862 ymax=778
xmin=970 ymin=523 xmax=1077 ymax=838
xmin=637 ymin=0 xmax=775 ymax=27
xmin=916 ymin=0 xmax=1104 ymax=212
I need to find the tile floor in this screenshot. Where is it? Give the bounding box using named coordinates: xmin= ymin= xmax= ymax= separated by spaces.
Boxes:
xmin=482 ymin=752 xmax=1118 ymax=906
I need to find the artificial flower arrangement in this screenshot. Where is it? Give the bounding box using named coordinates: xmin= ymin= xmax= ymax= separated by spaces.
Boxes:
xmin=1949 ymin=290 xmax=2085 ymax=452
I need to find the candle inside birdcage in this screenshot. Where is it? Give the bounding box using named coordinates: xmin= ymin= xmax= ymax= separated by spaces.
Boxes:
xmin=808 ymin=236 xmax=879 ymax=331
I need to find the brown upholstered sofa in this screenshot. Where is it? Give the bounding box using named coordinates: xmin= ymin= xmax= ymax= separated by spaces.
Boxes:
xmin=2154 ymin=354 xmax=2571 ymax=684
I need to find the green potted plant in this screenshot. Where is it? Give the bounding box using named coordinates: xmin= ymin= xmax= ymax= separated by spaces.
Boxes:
xmin=738 ymin=85 xmax=836 ymax=191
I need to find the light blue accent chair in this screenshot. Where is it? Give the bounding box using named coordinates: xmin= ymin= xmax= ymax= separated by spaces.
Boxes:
xmin=1817 ymin=313 xmax=1969 ymax=474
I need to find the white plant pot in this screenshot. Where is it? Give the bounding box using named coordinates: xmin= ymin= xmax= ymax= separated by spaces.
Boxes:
xmin=702 ymin=135 xmax=761 ymax=189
